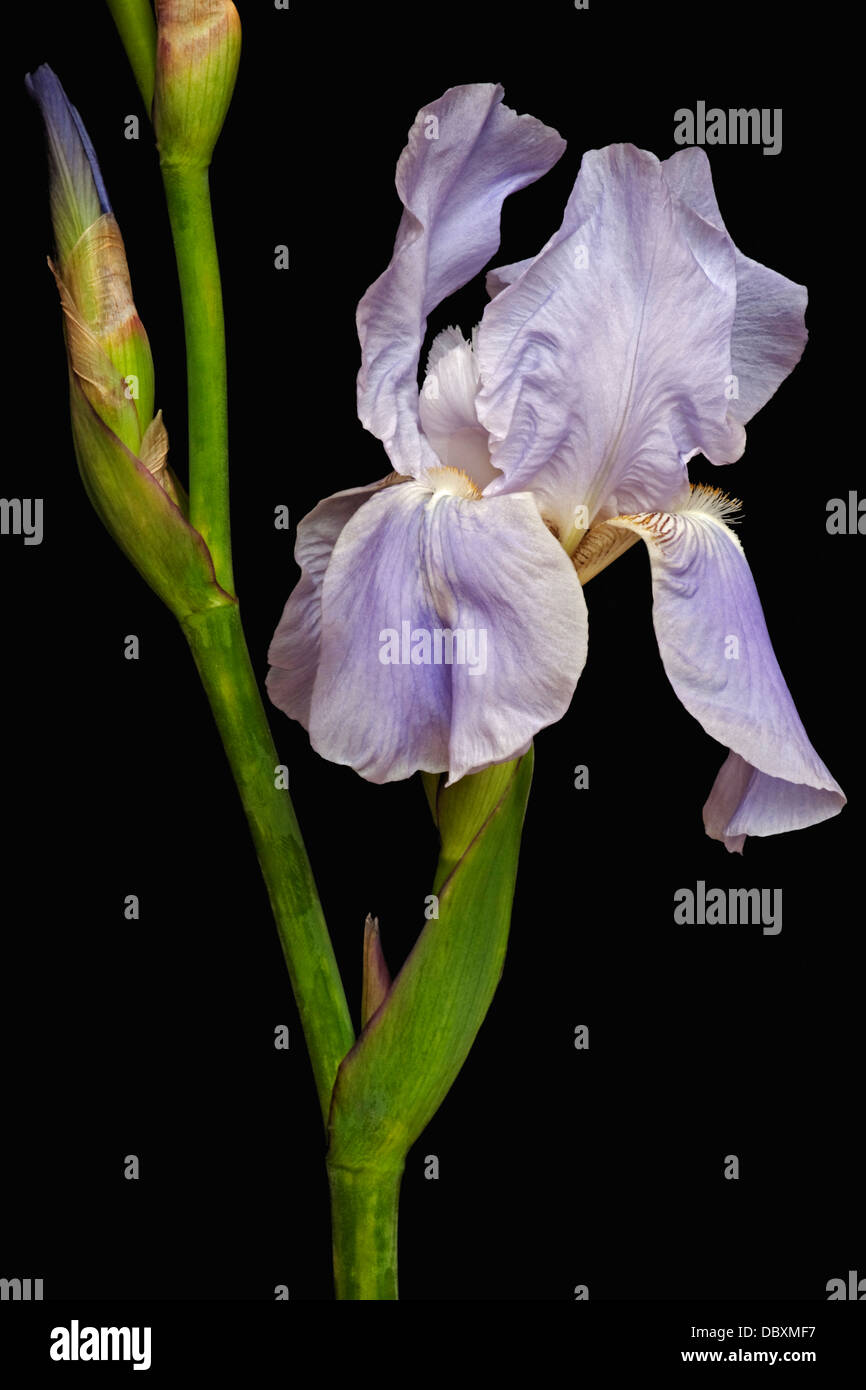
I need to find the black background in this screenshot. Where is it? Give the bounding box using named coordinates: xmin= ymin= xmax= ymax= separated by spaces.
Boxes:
xmin=2 ymin=0 xmax=863 ymax=1329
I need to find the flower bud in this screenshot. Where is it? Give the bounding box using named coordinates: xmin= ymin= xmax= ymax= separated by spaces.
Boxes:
xmin=153 ymin=0 xmax=241 ymax=168
xmin=28 ymin=64 xmax=232 ymax=619
xmin=361 ymin=915 xmax=391 ymax=1029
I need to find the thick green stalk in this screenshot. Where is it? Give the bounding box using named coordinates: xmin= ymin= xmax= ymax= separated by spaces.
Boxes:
xmin=161 ymin=162 xmax=234 ymax=595
xmin=105 ymin=0 xmax=157 ymax=111
xmin=181 ymin=602 xmax=355 ymax=1125
xmin=327 ymin=1162 xmax=402 ymax=1300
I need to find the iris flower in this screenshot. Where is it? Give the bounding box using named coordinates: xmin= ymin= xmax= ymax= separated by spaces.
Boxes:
xmin=267 ymin=83 xmax=844 ymax=850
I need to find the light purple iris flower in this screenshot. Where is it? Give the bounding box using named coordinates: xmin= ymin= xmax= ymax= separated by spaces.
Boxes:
xmin=267 ymin=83 xmax=845 ymax=851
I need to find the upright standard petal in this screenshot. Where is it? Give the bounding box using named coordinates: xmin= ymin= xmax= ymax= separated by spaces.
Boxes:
xmin=608 ymin=487 xmax=845 ymax=849
xmin=475 ymin=145 xmax=744 ymax=537
xmin=306 ymin=480 xmax=587 ymax=784
xmin=356 ymin=83 xmax=566 ymax=479
xmin=485 ymin=257 xmax=534 ymax=299
xmin=661 ymin=148 xmax=807 ymax=426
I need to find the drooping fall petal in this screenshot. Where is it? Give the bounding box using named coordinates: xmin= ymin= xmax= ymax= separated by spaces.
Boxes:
xmin=266 ymin=480 xmax=388 ymax=728
xmin=608 ymin=488 xmax=845 ymax=849
xmin=303 ymin=479 xmax=587 ymax=784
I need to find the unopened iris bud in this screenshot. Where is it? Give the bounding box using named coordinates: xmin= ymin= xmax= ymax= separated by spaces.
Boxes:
xmin=27 ymin=64 xmax=231 ymax=619
xmin=28 ymin=66 xmax=162 ymax=472
xmin=153 ymin=0 xmax=241 ymax=168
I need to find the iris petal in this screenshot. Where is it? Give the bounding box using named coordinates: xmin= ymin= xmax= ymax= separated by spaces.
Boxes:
xmin=476 ymin=144 xmax=744 ymax=530
xmin=266 ymin=481 xmax=387 ymax=728
xmin=608 ymin=490 xmax=845 ymax=849
xmin=419 ymin=328 xmax=499 ymax=490
xmin=305 ymin=481 xmax=587 ymax=784
xmin=661 ymin=148 xmax=807 ymax=426
xmin=355 ymin=83 xmax=565 ymax=480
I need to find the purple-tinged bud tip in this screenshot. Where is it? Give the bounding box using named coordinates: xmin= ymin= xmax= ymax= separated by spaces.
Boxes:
xmin=26 ymin=64 xmax=112 ymax=267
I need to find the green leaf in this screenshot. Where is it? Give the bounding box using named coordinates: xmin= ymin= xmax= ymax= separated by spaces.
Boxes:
xmin=327 ymin=748 xmax=533 ymax=1173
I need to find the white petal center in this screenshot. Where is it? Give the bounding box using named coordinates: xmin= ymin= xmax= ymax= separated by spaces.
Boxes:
xmin=419 ymin=326 xmax=502 ymax=492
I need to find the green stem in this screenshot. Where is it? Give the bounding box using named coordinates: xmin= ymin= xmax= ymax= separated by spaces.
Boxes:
xmin=161 ymin=162 xmax=234 ymax=595
xmin=105 ymin=0 xmax=157 ymax=111
xmin=327 ymin=1162 xmax=402 ymax=1300
xmin=181 ymin=602 xmax=355 ymax=1127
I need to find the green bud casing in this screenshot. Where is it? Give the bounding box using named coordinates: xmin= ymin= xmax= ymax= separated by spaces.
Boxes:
xmin=68 ymin=377 xmax=233 ymax=619
xmin=153 ymin=0 xmax=241 ymax=168
xmin=29 ymin=64 xmax=232 ymax=618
